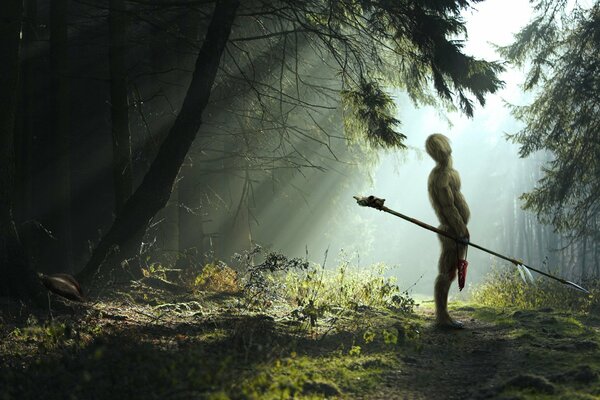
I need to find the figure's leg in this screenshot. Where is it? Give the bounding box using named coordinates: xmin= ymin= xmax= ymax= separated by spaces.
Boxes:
xmin=434 ymin=234 xmax=462 ymax=328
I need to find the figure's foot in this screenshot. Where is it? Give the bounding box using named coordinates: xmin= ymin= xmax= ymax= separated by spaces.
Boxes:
xmin=435 ymin=317 xmax=464 ymax=330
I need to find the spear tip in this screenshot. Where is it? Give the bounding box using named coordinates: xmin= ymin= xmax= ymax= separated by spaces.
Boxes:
xmin=565 ymin=280 xmax=591 ymax=294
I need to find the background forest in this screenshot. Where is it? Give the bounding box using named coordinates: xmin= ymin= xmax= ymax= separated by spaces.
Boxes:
xmin=1 ymin=0 xmax=600 ymax=399
xmin=1 ymin=0 xmax=598 ymax=300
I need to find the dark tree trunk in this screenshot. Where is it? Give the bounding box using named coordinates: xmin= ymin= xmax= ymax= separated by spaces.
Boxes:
xmin=109 ymin=0 xmax=133 ymax=214
xmin=0 ymin=0 xmax=44 ymax=301
xmin=77 ymin=0 xmax=240 ymax=283
xmin=15 ymin=0 xmax=37 ymax=263
xmin=50 ymin=0 xmax=73 ymax=272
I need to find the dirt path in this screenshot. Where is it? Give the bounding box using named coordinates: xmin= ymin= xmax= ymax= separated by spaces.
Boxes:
xmin=371 ymin=306 xmax=512 ymax=400
xmin=371 ymin=305 xmax=600 ymax=400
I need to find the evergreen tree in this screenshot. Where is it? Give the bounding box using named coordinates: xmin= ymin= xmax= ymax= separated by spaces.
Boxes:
xmin=502 ymin=1 xmax=600 ymax=238
xmin=0 ymin=0 xmax=44 ymax=301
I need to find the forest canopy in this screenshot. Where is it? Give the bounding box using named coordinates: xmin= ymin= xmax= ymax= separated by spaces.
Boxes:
xmin=1 ymin=0 xmax=504 ymax=300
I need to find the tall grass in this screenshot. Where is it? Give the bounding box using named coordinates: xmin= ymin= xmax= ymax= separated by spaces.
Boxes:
xmin=472 ymin=264 xmax=600 ymax=313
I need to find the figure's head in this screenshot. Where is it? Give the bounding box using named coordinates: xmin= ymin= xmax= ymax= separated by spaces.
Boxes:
xmin=425 ymin=133 xmax=452 ymax=164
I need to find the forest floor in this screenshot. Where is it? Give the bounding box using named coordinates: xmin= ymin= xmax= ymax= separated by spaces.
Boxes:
xmin=1 ymin=280 xmax=599 ymax=400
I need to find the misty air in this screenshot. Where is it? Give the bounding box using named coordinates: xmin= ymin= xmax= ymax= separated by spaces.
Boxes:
xmin=1 ymin=0 xmax=599 ymax=399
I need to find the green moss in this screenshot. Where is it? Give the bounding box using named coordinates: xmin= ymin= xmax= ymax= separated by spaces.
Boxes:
xmin=238 ymin=351 xmax=395 ymax=399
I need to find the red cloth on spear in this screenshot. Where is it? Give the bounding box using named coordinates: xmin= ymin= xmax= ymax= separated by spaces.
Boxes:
xmin=457 ymin=259 xmax=468 ymax=291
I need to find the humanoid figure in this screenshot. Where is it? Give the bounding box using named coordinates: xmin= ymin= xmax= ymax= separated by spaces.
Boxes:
xmin=426 ymin=133 xmax=470 ymax=328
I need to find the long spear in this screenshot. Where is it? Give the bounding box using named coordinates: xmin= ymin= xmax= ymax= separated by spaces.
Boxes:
xmin=354 ymin=195 xmax=590 ymax=294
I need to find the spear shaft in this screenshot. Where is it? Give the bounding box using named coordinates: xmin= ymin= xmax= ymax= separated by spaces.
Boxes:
xmin=354 ymin=195 xmax=590 ymax=294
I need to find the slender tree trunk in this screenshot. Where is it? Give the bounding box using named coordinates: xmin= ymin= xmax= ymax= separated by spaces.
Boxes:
xmin=569 ymin=242 xmax=577 ymax=278
xmin=109 ymin=0 xmax=133 ymax=214
xmin=580 ymin=235 xmax=587 ymax=280
xmin=78 ymin=0 xmax=240 ymax=283
xmin=0 ymin=0 xmax=44 ymax=301
xmin=521 ymin=213 xmax=531 ymax=262
xmin=15 ymin=0 xmax=37 ymax=263
xmin=50 ymin=0 xmax=73 ymax=272
xmin=536 ymin=219 xmax=544 ymax=266
xmin=592 ymin=229 xmax=600 ymax=279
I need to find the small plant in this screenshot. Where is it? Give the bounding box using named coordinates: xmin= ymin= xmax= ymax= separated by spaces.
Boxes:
xmin=235 ymin=245 xmax=309 ymax=309
xmin=194 ymin=262 xmax=240 ymax=293
xmin=389 ymin=292 xmax=416 ymax=313
xmin=11 ymin=322 xmax=74 ymax=351
xmin=141 ymin=262 xmax=182 ymax=283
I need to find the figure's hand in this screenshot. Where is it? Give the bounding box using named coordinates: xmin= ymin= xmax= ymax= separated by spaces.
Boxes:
xmin=456 ymin=227 xmax=469 ymax=245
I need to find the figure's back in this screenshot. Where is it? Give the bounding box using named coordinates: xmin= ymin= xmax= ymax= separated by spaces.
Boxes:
xmin=428 ymin=165 xmax=470 ymax=228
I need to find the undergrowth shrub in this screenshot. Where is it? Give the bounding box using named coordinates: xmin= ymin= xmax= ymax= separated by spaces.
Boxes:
xmin=194 ymin=262 xmax=240 ymax=293
xmin=235 ymin=246 xmax=309 ymax=309
xmin=234 ymin=245 xmax=415 ymax=326
xmin=472 ymin=264 xmax=600 ymax=313
xmin=285 ymin=262 xmax=414 ymax=326
xmin=141 ymin=263 xmax=180 ymax=282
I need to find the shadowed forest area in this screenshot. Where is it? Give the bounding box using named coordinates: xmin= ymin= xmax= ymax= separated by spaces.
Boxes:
xmin=1 ymin=0 xmax=600 ymax=399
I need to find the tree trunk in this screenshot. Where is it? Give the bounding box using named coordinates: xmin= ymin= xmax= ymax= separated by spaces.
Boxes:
xmin=580 ymin=235 xmax=587 ymax=281
xmin=77 ymin=0 xmax=240 ymax=283
xmin=50 ymin=0 xmax=73 ymax=272
xmin=536 ymin=218 xmax=544 ymax=266
xmin=592 ymin=227 xmax=600 ymax=279
xmin=109 ymin=0 xmax=133 ymax=214
xmin=15 ymin=0 xmax=37 ymax=264
xmin=0 ymin=0 xmax=44 ymax=301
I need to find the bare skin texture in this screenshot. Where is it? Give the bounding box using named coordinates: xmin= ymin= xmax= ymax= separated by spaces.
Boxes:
xmin=426 ymin=134 xmax=470 ymax=329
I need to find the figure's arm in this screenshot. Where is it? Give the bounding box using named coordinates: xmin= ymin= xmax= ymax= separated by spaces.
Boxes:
xmin=438 ymin=184 xmax=469 ymax=239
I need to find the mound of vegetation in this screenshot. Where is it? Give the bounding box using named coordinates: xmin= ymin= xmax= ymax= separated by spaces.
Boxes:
xmin=0 ymin=248 xmax=420 ymax=400
xmin=472 ymin=264 xmax=600 ymax=314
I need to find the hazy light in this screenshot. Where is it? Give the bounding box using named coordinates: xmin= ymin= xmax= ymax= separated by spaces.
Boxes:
xmin=289 ymin=0 xmax=540 ymax=296
xmin=247 ymin=1 xmax=549 ymax=298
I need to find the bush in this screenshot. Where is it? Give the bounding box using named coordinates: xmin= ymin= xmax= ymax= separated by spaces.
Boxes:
xmin=194 ymin=262 xmax=240 ymax=293
xmin=285 ymin=261 xmax=415 ymax=326
xmin=236 ymin=246 xmax=310 ymax=309
xmin=472 ymin=264 xmax=600 ymax=313
xmin=233 ymin=246 xmax=415 ymax=326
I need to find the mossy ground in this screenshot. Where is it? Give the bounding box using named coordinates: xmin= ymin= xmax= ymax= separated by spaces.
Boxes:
xmin=0 ymin=277 xmax=418 ymax=400
xmin=1 ymin=285 xmax=599 ymax=399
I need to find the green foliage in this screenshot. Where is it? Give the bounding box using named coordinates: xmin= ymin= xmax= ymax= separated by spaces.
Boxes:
xmin=266 ymin=0 xmax=504 ymax=149
xmin=194 ymin=262 xmax=240 ymax=293
xmin=342 ymin=80 xmax=406 ymax=149
xmin=501 ymin=2 xmax=600 ymax=237
xmin=11 ymin=322 xmax=70 ymax=351
xmin=472 ymin=264 xmax=600 ymax=313
xmin=236 ymin=246 xmax=310 ymax=309
xmin=238 ymin=352 xmax=391 ymax=399
xmin=285 ymin=261 xmax=415 ymax=327
xmin=234 ymin=246 xmax=414 ymax=327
